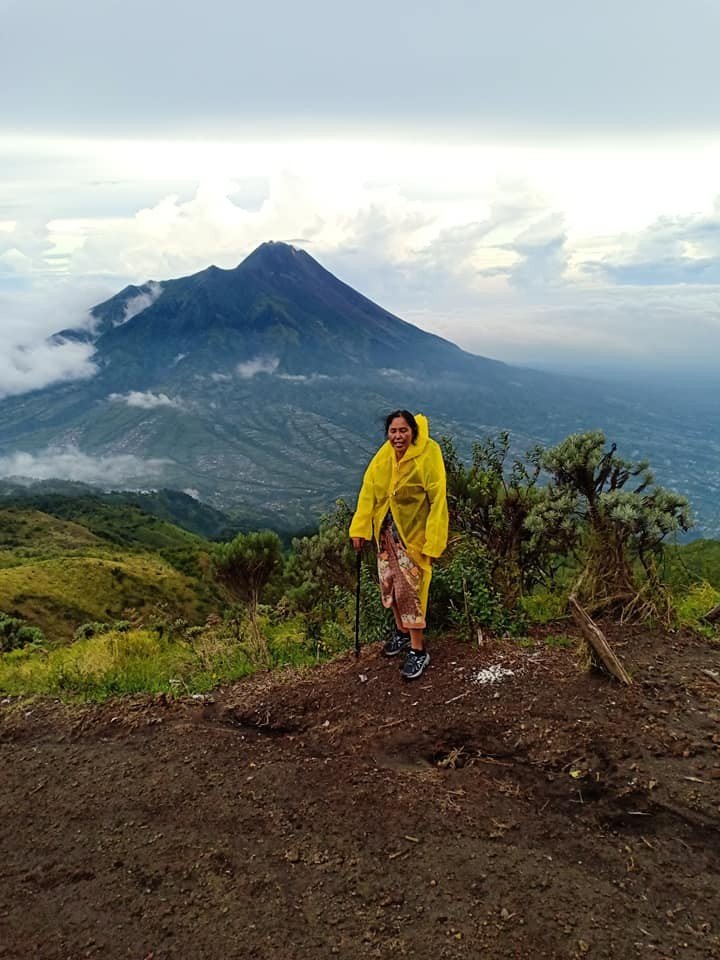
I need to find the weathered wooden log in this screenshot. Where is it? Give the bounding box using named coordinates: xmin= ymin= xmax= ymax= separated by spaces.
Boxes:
xmin=703 ymin=603 xmax=720 ymax=624
xmin=568 ymin=594 xmax=633 ymax=685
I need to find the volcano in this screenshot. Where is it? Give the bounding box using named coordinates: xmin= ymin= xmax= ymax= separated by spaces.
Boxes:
xmin=0 ymin=242 xmax=691 ymax=530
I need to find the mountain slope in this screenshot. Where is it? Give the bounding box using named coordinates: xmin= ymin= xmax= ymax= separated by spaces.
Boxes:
xmin=0 ymin=242 xmax=714 ymax=532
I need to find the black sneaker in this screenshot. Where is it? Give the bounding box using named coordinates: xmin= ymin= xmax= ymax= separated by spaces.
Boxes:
xmin=401 ymin=648 xmax=430 ymax=680
xmin=383 ymin=630 xmax=411 ymax=656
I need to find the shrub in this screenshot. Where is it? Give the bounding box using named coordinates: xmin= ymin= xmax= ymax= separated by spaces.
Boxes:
xmin=430 ymin=537 xmax=516 ymax=639
xmin=0 ymin=613 xmax=46 ymax=653
xmin=74 ymin=621 xmax=112 ymax=641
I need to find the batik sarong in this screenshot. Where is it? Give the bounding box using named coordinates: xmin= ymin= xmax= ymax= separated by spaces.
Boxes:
xmin=377 ymin=515 xmax=426 ymax=630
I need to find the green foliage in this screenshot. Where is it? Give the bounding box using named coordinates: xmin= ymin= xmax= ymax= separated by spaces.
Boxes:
xmin=441 ymin=429 xmax=693 ymax=627
xmin=281 ymin=500 xmax=362 ymax=649
xmin=520 ymin=588 xmax=570 ymax=625
xmin=663 ymin=539 xmax=720 ymax=592
xmin=4 ymin=490 xmax=236 ymax=543
xmin=214 ymin=530 xmax=284 ymax=609
xmin=74 ymin=620 xmax=131 ymax=641
xmin=214 ymin=530 xmax=284 ymax=664
xmin=0 ymin=613 xmax=45 ymax=653
xmin=357 ymin=562 xmax=389 ymax=646
xmin=542 ymin=431 xmax=691 ymax=620
xmin=441 ymin=432 xmax=575 ymax=606
xmin=673 ymin=581 xmax=720 ymax=635
xmin=0 ymin=614 xmax=338 ymax=700
xmin=430 ymin=537 xmax=516 ymax=638
xmin=284 ymin=501 xmax=355 ymax=612
xmin=544 ymin=634 xmax=575 ymax=648
xmin=0 ymin=554 xmax=210 ymax=643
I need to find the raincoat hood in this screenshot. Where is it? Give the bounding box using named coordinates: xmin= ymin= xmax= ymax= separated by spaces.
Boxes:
xmin=395 ymin=413 xmax=429 ymax=461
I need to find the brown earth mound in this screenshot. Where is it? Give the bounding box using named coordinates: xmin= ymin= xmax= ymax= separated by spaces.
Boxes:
xmin=1 ymin=625 xmax=719 ymax=960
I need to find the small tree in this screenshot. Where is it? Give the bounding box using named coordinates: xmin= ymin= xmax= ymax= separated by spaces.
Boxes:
xmin=542 ymin=431 xmax=692 ymax=622
xmin=441 ymin=432 xmax=575 ymax=606
xmin=284 ymin=501 xmax=356 ymax=609
xmin=284 ymin=501 xmax=359 ymax=651
xmin=214 ymin=531 xmax=283 ymax=663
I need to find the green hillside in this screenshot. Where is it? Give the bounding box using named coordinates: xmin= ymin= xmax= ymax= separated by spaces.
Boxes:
xmin=0 ymin=505 xmax=219 ymax=642
xmin=0 ymin=508 xmax=102 ymax=558
xmin=0 ymin=555 xmax=208 ymax=642
xmin=21 ymin=498 xmax=203 ymax=549
xmin=0 ymin=483 xmax=238 ymax=540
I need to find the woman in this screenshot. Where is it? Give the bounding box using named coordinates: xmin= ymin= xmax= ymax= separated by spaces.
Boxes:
xmin=349 ymin=410 xmax=448 ymax=680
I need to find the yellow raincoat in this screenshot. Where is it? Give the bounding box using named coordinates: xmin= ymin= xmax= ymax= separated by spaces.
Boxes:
xmin=349 ymin=414 xmax=448 ymax=614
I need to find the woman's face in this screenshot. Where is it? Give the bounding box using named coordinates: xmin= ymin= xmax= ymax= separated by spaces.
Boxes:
xmin=387 ymin=416 xmax=413 ymax=457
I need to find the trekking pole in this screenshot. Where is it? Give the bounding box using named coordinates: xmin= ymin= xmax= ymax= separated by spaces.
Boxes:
xmin=354 ymin=547 xmax=362 ymax=659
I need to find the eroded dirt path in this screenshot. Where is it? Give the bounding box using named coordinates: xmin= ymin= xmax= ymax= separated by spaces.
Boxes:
xmin=1 ymin=628 xmax=719 ymax=959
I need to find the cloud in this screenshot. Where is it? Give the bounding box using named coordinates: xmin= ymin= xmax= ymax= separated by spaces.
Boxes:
xmin=379 ymin=368 xmax=415 ymax=382
xmin=0 ymin=445 xmax=170 ymax=485
xmin=503 ymin=214 xmax=569 ymax=289
xmin=583 ymin=200 xmax=720 ymax=286
xmin=0 ymin=279 xmax=112 ymax=397
xmin=62 ymin=175 xmax=325 ymax=282
xmin=237 ymin=356 xmax=279 ymax=379
xmin=108 ymin=391 xmax=183 ymax=409
xmin=432 ymin=283 xmax=720 ymax=374
xmin=1 ymin=1 xmax=718 ymax=137
xmin=0 ymin=337 xmax=97 ymax=399
xmin=277 ymin=373 xmax=330 ymax=382
xmin=598 ymin=257 xmax=720 ymax=286
xmin=117 ymin=281 xmax=163 ymax=325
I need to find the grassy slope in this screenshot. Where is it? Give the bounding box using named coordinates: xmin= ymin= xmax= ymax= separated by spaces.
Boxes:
xmin=0 ymin=506 xmax=218 ymax=642
xmin=0 ymin=556 xmax=208 ymax=642
xmin=3 ymin=499 xmax=208 ymax=551
xmin=0 ymin=508 xmax=102 ymax=553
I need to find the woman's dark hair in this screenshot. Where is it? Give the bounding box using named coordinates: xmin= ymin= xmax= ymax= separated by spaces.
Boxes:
xmin=384 ymin=410 xmax=418 ymax=442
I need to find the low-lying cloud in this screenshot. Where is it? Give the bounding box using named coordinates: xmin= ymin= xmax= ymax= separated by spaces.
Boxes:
xmin=116 ymin=281 xmax=164 ymax=325
xmin=0 ymin=445 xmax=170 ymax=485
xmin=277 ymin=372 xmax=330 ymax=382
xmin=0 ymin=281 xmax=112 ymax=398
xmin=0 ymin=337 xmax=97 ymax=399
xmin=108 ymin=390 xmax=183 ymax=409
xmin=237 ymin=356 xmax=279 ymax=378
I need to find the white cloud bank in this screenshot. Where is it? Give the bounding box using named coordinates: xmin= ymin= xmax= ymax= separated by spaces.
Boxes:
xmin=109 ymin=390 xmax=183 ymax=409
xmin=0 ymin=445 xmax=169 ymax=485
xmin=0 ymin=337 xmax=97 ymax=399
xmin=236 ymin=356 xmax=279 ymax=379
xmin=0 ymin=281 xmax=110 ymax=398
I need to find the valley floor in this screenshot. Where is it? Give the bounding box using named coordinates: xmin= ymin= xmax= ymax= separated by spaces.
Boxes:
xmin=1 ymin=626 xmax=719 ymax=960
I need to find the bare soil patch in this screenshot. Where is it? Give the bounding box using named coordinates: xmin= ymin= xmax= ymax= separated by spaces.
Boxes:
xmin=1 ymin=625 xmax=719 ymax=959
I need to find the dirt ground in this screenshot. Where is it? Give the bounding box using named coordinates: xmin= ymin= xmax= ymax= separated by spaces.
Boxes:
xmin=1 ymin=624 xmax=719 ymax=960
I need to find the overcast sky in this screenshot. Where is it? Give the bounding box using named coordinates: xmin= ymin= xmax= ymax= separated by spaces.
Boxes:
xmin=1 ymin=0 xmax=720 ymax=398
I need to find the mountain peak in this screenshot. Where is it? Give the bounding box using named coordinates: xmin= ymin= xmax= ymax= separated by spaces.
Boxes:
xmin=239 ymin=240 xmax=311 ymax=273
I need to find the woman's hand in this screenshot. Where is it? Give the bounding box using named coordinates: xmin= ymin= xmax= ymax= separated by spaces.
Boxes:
xmin=352 ymin=537 xmax=366 ymax=551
